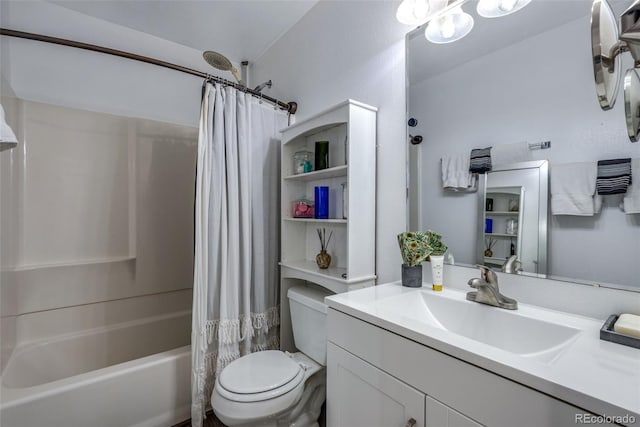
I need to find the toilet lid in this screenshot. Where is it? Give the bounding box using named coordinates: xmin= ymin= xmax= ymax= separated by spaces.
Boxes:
xmin=219 ymin=350 xmax=302 ymax=395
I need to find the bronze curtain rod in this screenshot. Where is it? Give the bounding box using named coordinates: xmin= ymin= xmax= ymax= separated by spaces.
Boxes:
xmin=0 ymin=28 xmax=298 ymax=114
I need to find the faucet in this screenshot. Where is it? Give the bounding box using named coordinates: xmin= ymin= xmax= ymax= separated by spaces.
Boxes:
xmin=467 ymin=265 xmax=518 ymax=310
xmin=501 ymin=255 xmax=522 ymax=274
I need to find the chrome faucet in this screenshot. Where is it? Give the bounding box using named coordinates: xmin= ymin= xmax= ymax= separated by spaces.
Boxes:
xmin=501 ymin=255 xmax=522 ymax=274
xmin=467 ymin=265 xmax=518 ymax=310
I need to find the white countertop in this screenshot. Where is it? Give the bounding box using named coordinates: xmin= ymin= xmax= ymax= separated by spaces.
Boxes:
xmin=325 ymin=282 xmax=640 ymax=421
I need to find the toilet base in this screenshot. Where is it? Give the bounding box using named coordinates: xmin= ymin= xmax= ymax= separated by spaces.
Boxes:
xmin=212 ymin=367 xmax=325 ymax=427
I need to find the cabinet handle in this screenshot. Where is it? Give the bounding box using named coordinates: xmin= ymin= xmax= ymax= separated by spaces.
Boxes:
xmin=405 ymin=418 xmax=417 ymax=427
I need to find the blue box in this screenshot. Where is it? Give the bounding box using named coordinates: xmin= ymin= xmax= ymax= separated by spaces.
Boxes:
xmin=485 ymin=218 xmax=493 ymax=233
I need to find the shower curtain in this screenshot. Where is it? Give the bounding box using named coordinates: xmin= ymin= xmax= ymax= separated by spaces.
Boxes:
xmin=191 ymin=82 xmax=288 ymax=426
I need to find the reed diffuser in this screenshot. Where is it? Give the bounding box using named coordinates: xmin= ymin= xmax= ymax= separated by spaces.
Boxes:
xmin=316 ymin=228 xmax=333 ymax=269
xmin=484 ymin=237 xmax=496 ymax=257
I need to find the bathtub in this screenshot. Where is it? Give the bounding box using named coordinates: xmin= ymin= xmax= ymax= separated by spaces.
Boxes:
xmin=0 ymin=310 xmax=192 ymax=427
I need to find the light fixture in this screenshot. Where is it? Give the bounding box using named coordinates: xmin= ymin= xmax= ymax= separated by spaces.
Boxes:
xmin=425 ymin=7 xmax=474 ymax=44
xmin=397 ymin=0 xmax=532 ymax=45
xmin=477 ymin=0 xmax=532 ymax=18
xmin=396 ymin=0 xmax=431 ymax=26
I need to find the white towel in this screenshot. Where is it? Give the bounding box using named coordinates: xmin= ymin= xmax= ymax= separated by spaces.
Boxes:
xmin=491 ymin=142 xmax=532 ymax=166
xmin=551 ymin=162 xmax=601 ymax=216
xmin=442 ymin=153 xmax=475 ymax=191
xmin=1 ymin=104 xmax=18 ymax=144
xmin=623 ymin=159 xmax=640 ymax=214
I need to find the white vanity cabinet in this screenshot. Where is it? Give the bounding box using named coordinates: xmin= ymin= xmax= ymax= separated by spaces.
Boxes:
xmin=327 ymin=308 xmax=617 ymax=427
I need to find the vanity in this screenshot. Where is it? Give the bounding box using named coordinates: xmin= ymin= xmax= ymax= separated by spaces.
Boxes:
xmin=325 ymin=280 xmax=640 ymax=427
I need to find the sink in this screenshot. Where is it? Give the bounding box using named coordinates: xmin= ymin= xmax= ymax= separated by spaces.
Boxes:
xmin=375 ymin=289 xmax=581 ymax=363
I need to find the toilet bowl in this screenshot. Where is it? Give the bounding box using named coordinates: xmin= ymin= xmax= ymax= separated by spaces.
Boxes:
xmin=211 ymin=284 xmax=332 ymax=427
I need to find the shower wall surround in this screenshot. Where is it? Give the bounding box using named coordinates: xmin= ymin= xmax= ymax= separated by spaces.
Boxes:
xmin=0 ymin=95 xmax=197 ymax=370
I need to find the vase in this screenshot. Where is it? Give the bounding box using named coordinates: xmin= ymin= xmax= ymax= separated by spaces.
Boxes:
xmin=316 ymin=250 xmax=331 ymax=269
xmin=401 ymin=264 xmax=422 ymax=288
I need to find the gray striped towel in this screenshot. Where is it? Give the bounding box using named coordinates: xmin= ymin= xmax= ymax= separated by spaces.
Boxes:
xmin=596 ymin=158 xmax=632 ymax=195
xmin=469 ymin=147 xmax=492 ymax=173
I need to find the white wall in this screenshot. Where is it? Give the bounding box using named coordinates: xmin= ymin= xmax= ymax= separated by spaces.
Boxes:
xmin=410 ymin=16 xmax=640 ymax=288
xmin=252 ymin=1 xmax=409 ymax=284
xmin=0 ymin=0 xmax=226 ymax=126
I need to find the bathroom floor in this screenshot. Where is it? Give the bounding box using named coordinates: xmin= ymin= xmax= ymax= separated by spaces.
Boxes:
xmin=172 ymin=411 xmax=227 ymax=427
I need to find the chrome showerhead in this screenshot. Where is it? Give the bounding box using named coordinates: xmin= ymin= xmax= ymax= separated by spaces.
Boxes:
xmin=202 ymin=50 xmax=242 ymax=83
xmin=253 ymin=80 xmax=272 ymax=93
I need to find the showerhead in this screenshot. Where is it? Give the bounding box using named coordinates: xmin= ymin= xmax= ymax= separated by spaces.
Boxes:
xmin=202 ymin=50 xmax=242 ymax=83
xmin=253 ymin=80 xmax=272 ymax=93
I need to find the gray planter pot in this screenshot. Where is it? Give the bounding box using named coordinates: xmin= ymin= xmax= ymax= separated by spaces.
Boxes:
xmin=401 ymin=264 xmax=422 ymax=288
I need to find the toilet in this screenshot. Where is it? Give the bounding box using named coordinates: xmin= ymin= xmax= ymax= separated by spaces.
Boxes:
xmin=211 ymin=284 xmax=331 ymax=427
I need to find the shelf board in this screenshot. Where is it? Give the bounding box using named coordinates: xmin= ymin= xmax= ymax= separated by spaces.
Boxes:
xmin=283 ymin=165 xmax=347 ymax=181
xmin=284 ymin=218 xmax=348 ymax=224
xmin=484 ymin=257 xmax=508 ymax=263
xmin=280 ymin=260 xmax=376 ymax=292
xmin=485 ymin=211 xmax=519 ymax=215
xmin=484 ymin=233 xmax=518 ymax=237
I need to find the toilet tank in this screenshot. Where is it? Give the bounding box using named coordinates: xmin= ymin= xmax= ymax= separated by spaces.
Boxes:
xmin=287 ymin=284 xmax=333 ymax=365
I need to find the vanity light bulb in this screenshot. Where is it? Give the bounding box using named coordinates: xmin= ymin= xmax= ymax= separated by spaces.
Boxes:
xmin=439 ymin=15 xmax=456 ymax=39
xmin=396 ymin=0 xmax=430 ymax=25
xmin=413 ymin=0 xmax=429 ymax=20
xmin=499 ymin=0 xmax=518 ymax=12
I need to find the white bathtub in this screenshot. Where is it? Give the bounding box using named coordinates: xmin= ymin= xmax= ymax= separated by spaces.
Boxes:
xmin=0 ymin=311 xmax=192 ymax=427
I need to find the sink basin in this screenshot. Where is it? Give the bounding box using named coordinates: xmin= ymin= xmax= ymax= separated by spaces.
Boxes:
xmin=375 ymin=289 xmax=581 ymax=363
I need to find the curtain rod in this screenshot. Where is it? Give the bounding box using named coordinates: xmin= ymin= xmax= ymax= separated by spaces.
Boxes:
xmin=0 ymin=28 xmax=298 ymax=114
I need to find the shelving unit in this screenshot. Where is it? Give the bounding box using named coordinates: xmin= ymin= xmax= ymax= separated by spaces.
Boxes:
xmin=279 ymin=99 xmax=377 ymax=351
xmin=483 ymin=189 xmax=522 ymax=268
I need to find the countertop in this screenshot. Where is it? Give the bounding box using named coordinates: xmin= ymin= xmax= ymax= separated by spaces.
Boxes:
xmin=325 ymin=282 xmax=640 ymax=423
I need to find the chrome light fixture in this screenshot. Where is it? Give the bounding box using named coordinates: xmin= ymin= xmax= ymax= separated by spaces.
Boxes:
xmin=425 ymin=7 xmax=474 ymax=44
xmin=396 ymin=0 xmax=531 ymax=45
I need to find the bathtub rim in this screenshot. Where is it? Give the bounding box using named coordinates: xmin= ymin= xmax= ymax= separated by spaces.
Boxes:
xmin=0 ymin=344 xmax=191 ymax=409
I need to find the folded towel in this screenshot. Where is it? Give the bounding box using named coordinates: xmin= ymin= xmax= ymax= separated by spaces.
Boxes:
xmin=596 ymin=158 xmax=632 ymax=195
xmin=442 ymin=153 xmax=476 ymax=191
xmin=551 ymin=162 xmax=601 ymax=216
xmin=491 ymin=142 xmax=532 ymax=166
xmin=623 ymin=158 xmax=640 ymax=213
xmin=469 ymin=147 xmax=492 ymax=173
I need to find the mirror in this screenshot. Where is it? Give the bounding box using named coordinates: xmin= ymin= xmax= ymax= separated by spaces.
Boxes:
xmin=478 ymin=161 xmax=548 ymax=275
xmin=407 ymin=0 xmax=640 ymax=291
xmin=624 ymin=68 xmax=640 ymax=141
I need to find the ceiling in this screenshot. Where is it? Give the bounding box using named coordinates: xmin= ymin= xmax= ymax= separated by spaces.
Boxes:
xmin=50 ymin=0 xmax=318 ymax=64
xmin=408 ymin=0 xmax=635 ymax=85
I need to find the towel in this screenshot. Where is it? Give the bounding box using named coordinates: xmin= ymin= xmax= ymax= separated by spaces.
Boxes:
xmin=623 ymin=159 xmax=640 ymax=213
xmin=551 ymin=162 xmax=602 ymax=216
xmin=469 ymin=147 xmax=492 ymax=173
xmin=0 ymin=104 xmax=18 ymax=144
xmin=442 ymin=153 xmax=476 ymax=191
xmin=491 ymin=142 xmax=532 ymax=166
xmin=596 ymin=158 xmax=632 ymax=195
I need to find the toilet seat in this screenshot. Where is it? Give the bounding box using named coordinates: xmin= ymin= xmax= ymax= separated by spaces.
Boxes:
xmin=216 ymin=350 xmax=305 ymax=403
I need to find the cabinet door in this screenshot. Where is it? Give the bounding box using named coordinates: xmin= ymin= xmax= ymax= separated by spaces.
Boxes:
xmin=327 ymin=342 xmax=425 ymax=427
xmin=426 ymin=396 xmax=483 ymax=427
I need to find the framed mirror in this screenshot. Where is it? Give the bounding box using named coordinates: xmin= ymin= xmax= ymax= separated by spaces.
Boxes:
xmin=591 ymin=0 xmax=622 ymax=110
xmin=624 ymin=68 xmax=640 ymax=142
xmin=477 ymin=161 xmax=548 ymax=275
xmin=407 ymin=0 xmax=640 ymax=291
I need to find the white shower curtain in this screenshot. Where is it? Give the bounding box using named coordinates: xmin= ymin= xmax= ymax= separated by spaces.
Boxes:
xmin=191 ymin=82 xmax=288 ymax=426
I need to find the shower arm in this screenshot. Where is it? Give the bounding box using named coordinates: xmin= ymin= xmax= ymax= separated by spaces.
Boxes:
xmin=0 ymin=28 xmax=298 ymax=114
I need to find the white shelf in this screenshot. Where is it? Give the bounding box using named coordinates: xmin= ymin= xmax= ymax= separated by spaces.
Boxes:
xmin=485 ymin=211 xmax=519 ymax=216
xmin=283 ymin=165 xmax=347 ymax=181
xmin=484 ymin=256 xmax=508 ymax=264
xmin=280 ymin=99 xmax=377 ymax=352
xmin=284 ymin=218 xmax=348 ymax=224
xmin=485 ymin=233 xmax=518 ymax=238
